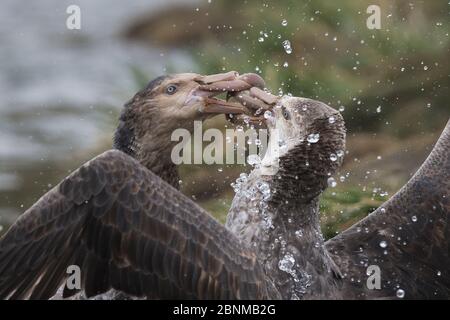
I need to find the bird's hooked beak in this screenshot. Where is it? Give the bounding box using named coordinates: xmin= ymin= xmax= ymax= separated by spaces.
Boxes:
xmin=188 ymin=71 xmax=267 ymax=115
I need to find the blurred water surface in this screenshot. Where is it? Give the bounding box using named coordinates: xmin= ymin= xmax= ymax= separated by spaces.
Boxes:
xmin=0 ymin=0 xmax=196 ymax=225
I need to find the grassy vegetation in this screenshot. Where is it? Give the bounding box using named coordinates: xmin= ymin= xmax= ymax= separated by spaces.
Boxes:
xmin=144 ymin=0 xmax=449 ymax=135
xmin=320 ymin=187 xmax=385 ymax=239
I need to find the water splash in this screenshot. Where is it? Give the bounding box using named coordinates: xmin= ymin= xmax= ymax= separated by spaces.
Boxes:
xmin=247 ymin=154 xmax=261 ymax=167
xmin=278 ymin=252 xmax=312 ymax=299
xmin=278 ymin=252 xmax=295 ymax=272
xmin=230 ymin=173 xmax=248 ymax=193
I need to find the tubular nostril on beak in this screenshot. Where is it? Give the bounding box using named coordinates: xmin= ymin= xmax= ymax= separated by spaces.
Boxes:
xmin=195 ymin=71 xmax=239 ymax=84
xmin=198 ymin=80 xmax=251 ymax=92
xmin=195 ymin=72 xmax=266 ymax=92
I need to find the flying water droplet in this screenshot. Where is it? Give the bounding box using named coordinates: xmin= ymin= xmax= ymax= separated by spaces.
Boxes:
xmin=327 ymin=177 xmax=337 ymax=188
xmin=330 ymin=153 xmax=338 ymax=162
xmin=339 ymin=105 xmax=345 ymax=112
xmin=281 ymin=19 xmax=288 ymax=26
xmin=411 ymin=215 xmax=417 ymax=222
xmin=376 ymin=106 xmax=382 ymax=113
xmin=282 ymin=40 xmax=292 ymax=54
xmin=264 ymin=110 xmax=273 ymax=119
xmin=379 ymin=240 xmax=387 ymax=248
xmin=328 ymin=116 xmax=336 ymax=124
xmin=396 ymin=289 xmax=405 ymax=299
xmin=258 ymin=37 xmax=264 ymax=42
xmin=307 ymin=133 xmax=320 ymax=143
xmin=295 ymin=230 xmax=303 ymax=238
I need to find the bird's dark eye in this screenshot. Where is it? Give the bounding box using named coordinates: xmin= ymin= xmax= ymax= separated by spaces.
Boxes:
xmin=282 ymin=107 xmax=291 ymax=120
xmin=166 ymin=84 xmax=178 ymax=95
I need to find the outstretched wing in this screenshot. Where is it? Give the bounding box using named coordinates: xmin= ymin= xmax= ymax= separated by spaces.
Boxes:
xmin=326 ymin=120 xmax=450 ymax=299
xmin=0 ymin=150 xmax=271 ymax=300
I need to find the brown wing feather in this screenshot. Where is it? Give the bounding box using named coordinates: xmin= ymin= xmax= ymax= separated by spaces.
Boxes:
xmin=326 ymin=119 xmax=450 ymax=299
xmin=0 ymin=150 xmax=271 ymax=300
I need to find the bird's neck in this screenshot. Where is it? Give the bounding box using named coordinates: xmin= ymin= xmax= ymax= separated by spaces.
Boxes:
xmin=114 ymin=116 xmax=180 ymax=189
xmin=264 ymin=197 xmax=341 ymax=299
xmin=135 ymin=136 xmax=180 ymax=189
xmin=226 ymin=174 xmax=340 ymax=299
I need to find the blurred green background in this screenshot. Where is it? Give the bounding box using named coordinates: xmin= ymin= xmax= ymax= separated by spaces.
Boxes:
xmin=0 ymin=0 xmax=448 ymax=239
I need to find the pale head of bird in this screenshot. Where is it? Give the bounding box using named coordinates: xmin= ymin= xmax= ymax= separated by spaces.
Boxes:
xmin=230 ymin=92 xmax=346 ymax=204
